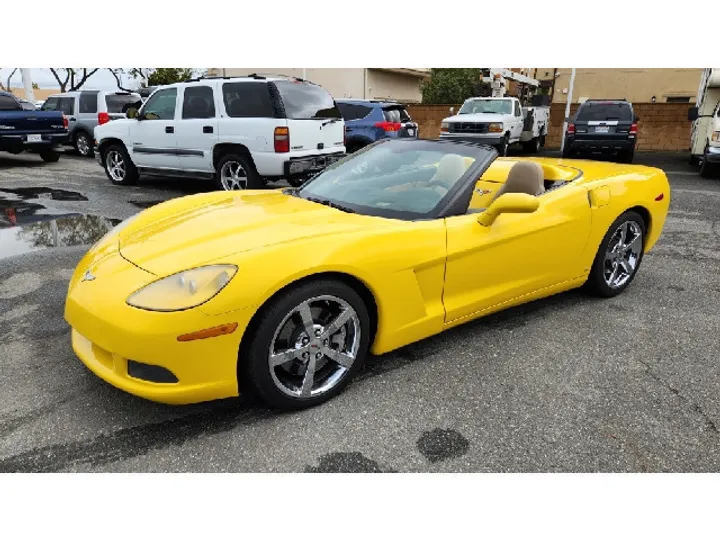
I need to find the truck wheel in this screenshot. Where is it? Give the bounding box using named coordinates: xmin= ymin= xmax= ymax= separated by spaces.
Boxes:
xmin=699 ymin=145 xmax=718 ymax=178
xmin=561 ymin=146 xmax=575 ymax=159
xmin=38 ymin=150 xmax=60 ymax=162
xmin=496 ymin=134 xmax=509 ymax=156
xmin=215 ymin=153 xmax=263 ymax=191
xmin=287 ymin=177 xmax=307 ymax=188
xmin=103 ymin=144 xmax=138 ymax=185
xmin=522 ymin=137 xmax=540 ymax=154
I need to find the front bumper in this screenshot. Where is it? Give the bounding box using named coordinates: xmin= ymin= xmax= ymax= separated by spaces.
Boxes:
xmin=283 ymin=152 xmax=345 ymax=177
xmin=439 ymin=133 xmax=504 ymax=146
xmin=705 ymin=145 xmax=720 ymax=163
xmin=64 ymin=248 xmax=253 ymax=405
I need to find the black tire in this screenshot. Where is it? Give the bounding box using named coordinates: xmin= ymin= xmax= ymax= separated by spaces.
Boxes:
xmin=496 ymin=134 xmax=509 ymax=156
xmin=346 ymin=141 xmax=367 ymax=154
xmin=215 ymin=152 xmax=263 ymax=191
xmin=585 ymin=210 xmax=646 ymax=298
xmin=522 ymin=137 xmax=540 ymax=154
xmin=38 ymin=149 xmax=60 ymax=162
xmin=102 ymin=143 xmax=138 ymax=185
xmin=699 ymin=145 xmax=718 ymax=178
xmin=239 ymin=279 xmax=372 ymax=410
xmin=73 ymin=130 xmax=94 ymax=157
xmin=540 ymin=134 xmax=546 ymax=148
xmin=619 ymin=150 xmax=635 ymax=164
xmin=561 ymin=146 xmax=576 ymax=159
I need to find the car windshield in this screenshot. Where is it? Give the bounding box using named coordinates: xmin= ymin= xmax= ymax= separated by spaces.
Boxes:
xmin=576 ymin=102 xmax=633 ymax=122
xmin=296 ymin=140 xmax=494 ymax=220
xmin=458 ymin=99 xmax=512 ymax=115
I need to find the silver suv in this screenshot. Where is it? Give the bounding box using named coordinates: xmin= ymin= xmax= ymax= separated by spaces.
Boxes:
xmin=41 ymin=90 xmax=141 ymax=157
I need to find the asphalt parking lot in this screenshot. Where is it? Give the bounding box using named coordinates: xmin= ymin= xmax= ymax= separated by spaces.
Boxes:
xmin=1 ymin=149 xmax=719 ymax=473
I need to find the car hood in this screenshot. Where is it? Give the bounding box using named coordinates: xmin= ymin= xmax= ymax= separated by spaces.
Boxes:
xmin=444 ymin=113 xmax=508 ymax=123
xmin=118 ymin=190 xmax=387 ymax=276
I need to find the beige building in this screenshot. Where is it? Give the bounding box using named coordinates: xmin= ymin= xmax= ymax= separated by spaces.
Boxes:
xmin=206 ymin=68 xmax=430 ymax=103
xmin=532 ymin=68 xmax=703 ymax=104
xmin=8 ymin=87 xmax=60 ymax=101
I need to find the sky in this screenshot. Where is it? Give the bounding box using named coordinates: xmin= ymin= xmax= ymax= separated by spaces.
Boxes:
xmin=0 ymin=68 xmax=139 ymax=91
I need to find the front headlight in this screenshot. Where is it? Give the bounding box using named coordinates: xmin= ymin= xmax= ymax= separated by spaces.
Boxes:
xmin=441 ymin=122 xmax=449 ymax=132
xmin=712 ymin=131 xmax=720 ymax=142
xmin=488 ymin=122 xmax=503 ymax=133
xmin=126 ymin=265 xmax=238 ymax=312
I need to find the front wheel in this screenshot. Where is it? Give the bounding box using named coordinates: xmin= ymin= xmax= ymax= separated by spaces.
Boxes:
xmin=38 ymin=149 xmax=60 ymax=162
xmin=103 ymin=144 xmax=138 ymax=185
xmin=496 ymin=134 xmax=509 ymax=156
xmin=699 ymin=145 xmax=718 ymax=178
xmin=585 ymin=211 xmax=646 ymax=298
xmin=240 ymin=280 xmax=371 ymax=410
xmin=522 ymin=137 xmax=540 ymax=154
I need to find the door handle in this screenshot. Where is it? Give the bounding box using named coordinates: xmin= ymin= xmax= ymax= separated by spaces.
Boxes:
xmin=203 ymin=126 xmax=213 ymax=134
xmin=165 ymin=126 xmax=174 ymax=134
xmin=69 ymin=117 xmax=76 ymax=121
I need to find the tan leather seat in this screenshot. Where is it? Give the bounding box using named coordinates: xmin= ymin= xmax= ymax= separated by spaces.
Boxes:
xmin=490 ymin=161 xmax=545 ymax=203
xmin=430 ymin=154 xmax=468 ymax=188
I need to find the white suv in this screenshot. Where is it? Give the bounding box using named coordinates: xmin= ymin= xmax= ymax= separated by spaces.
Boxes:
xmin=93 ymin=75 xmax=346 ymax=190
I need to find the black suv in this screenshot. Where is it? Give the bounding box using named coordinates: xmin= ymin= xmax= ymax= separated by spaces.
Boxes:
xmin=562 ymin=100 xmax=639 ymax=163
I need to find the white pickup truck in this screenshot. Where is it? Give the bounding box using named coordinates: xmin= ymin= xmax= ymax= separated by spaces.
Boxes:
xmin=439 ymin=96 xmax=549 ymax=155
xmin=688 ymin=68 xmax=720 ymax=178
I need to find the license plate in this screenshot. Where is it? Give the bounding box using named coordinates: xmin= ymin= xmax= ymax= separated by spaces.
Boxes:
xmin=27 ymin=134 xmax=42 ymax=143
xmin=595 ymin=126 xmax=609 ymax=133
xmin=407 ymin=129 xmax=415 ymax=136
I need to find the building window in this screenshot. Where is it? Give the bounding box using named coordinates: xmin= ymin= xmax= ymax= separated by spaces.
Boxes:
xmin=666 ymin=96 xmax=691 ymax=103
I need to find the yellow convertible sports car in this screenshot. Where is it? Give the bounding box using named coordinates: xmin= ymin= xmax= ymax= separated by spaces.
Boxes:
xmin=65 ymin=139 xmax=670 ymax=409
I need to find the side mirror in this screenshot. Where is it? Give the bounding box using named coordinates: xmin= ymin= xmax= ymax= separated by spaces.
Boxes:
xmin=126 ymin=107 xmax=139 ymax=119
xmin=687 ymin=107 xmax=699 ymax=121
xmin=634 ymin=115 xmax=640 ymax=122
xmin=477 ymin=193 xmax=539 ymax=227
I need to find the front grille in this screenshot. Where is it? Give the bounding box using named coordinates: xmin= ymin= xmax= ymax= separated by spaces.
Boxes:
xmin=448 ymin=122 xmax=489 ymax=134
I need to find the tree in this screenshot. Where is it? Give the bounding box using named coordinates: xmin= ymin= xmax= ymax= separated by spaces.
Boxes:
xmin=421 ymin=68 xmax=490 ymax=104
xmin=107 ymin=68 xmax=206 ymax=91
xmin=49 ymin=68 xmax=100 ymax=92
xmin=0 ymin=68 xmax=18 ymax=91
xmin=147 ymin=68 xmax=197 ymax=86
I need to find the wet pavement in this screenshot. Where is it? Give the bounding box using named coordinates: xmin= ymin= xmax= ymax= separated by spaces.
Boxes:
xmin=1 ymin=150 xmax=719 ymax=473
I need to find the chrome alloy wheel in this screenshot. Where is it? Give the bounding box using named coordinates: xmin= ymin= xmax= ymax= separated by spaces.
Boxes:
xmin=220 ymin=160 xmax=248 ymax=190
xmin=604 ymin=220 xmax=643 ymax=289
xmin=76 ymin=133 xmax=90 ymax=156
xmin=268 ymin=295 xmax=361 ymax=399
xmin=106 ymin=150 xmax=126 ymax=182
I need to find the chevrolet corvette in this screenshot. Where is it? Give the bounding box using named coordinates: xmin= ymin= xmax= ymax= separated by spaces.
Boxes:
xmin=65 ymin=139 xmax=670 ymax=409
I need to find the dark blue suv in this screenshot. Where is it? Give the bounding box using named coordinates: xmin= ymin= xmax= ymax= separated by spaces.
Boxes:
xmin=336 ymin=99 xmax=419 ymax=153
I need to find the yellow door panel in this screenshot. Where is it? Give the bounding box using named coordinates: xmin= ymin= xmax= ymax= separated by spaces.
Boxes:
xmin=443 ymin=185 xmax=592 ymax=324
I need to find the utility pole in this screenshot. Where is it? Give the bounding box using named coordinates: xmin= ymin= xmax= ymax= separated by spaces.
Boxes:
xmin=560 ymin=68 xmax=576 ymax=153
xmin=302 ymin=68 xmax=307 ymax=80
xmin=21 ymin=68 xmax=36 ymax=103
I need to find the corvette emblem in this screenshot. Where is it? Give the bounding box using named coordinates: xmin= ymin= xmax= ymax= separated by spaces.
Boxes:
xmin=81 ymin=270 xmax=96 ymax=282
xmin=475 ymin=188 xmax=492 ymax=195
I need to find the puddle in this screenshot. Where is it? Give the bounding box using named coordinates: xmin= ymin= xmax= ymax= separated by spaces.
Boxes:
xmin=128 ymin=200 xmax=163 ymax=209
xmin=0 ymin=187 xmax=88 ymax=202
xmin=1 ymin=188 xmax=119 ymax=260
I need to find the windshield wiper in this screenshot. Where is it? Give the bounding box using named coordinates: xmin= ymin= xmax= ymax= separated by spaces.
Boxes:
xmin=305 ymin=196 xmax=356 ymax=214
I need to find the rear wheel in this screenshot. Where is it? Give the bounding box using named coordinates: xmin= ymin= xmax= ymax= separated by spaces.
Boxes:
xmin=585 ymin=210 xmax=646 ymax=298
xmin=215 ymin=153 xmax=263 ymax=191
xmin=239 ymin=279 xmax=371 ymax=410
xmin=619 ymin=150 xmax=635 ymax=164
xmin=522 ymin=137 xmax=540 ymax=153
xmin=103 ymin=144 xmax=138 ymax=185
xmin=38 ymin=149 xmax=60 ymax=162
xmin=562 ymin=145 xmax=576 ymax=159
xmin=74 ymin=131 xmax=94 ymax=157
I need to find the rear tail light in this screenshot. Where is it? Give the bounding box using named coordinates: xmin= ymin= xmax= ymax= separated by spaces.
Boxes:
xmin=98 ymin=112 xmax=110 ymax=125
xmin=274 ymin=126 xmax=290 ymax=153
xmin=343 ymin=126 xmax=347 ymax=147
xmin=375 ymin=121 xmax=402 ymax=132
xmin=62 ymin=114 xmax=68 ymax=130
xmin=567 ymin=123 xmax=575 ymax=134
xmin=629 ymin=123 xmax=638 ymax=135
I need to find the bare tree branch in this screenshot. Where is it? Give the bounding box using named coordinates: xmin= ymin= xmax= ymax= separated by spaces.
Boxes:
xmin=106 ymin=69 xmax=135 ymax=92
xmin=4 ymin=68 xmax=18 ymax=91
xmin=49 ymin=68 xmax=71 ymax=92
xmin=68 ymin=68 xmax=99 ymax=91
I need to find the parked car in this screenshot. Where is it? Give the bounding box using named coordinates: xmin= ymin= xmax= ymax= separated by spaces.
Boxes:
xmin=439 ymin=96 xmax=549 ymax=155
xmin=0 ymin=90 xmax=68 ymax=162
xmin=562 ymin=99 xmax=639 ymax=163
xmin=336 ymin=99 xmax=418 ymax=153
xmin=688 ymin=67 xmax=720 ymax=178
xmin=41 ymin=90 xmax=141 ymax=157
xmin=93 ymin=74 xmax=346 ymax=190
xmin=17 ymin=99 xmax=36 ymax=110
xmin=65 ymin=138 xmax=671 ymax=409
